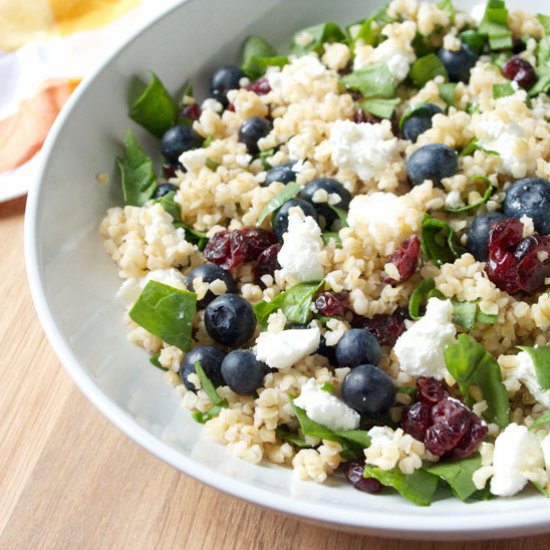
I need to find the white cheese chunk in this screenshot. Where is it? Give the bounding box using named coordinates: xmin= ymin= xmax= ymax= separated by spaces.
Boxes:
xmin=329 ymin=120 xmax=400 ymax=182
xmin=277 ymin=210 xmax=325 ymax=284
xmin=513 ymin=351 xmax=550 ymax=408
xmin=393 ymin=298 xmax=457 ymax=380
xmin=178 ymin=148 xmax=208 ymax=172
xmin=490 ymin=423 xmax=544 ymax=497
xmin=294 ymin=379 xmax=360 ymax=431
xmin=255 ymin=327 xmax=321 ymax=370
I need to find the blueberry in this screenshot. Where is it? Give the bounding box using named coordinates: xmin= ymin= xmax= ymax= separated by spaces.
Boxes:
xmin=437 ymin=45 xmax=479 ymax=83
xmin=402 ymin=104 xmax=444 ymax=143
xmin=467 ymin=211 xmax=509 ymax=261
xmin=153 ymin=183 xmax=178 ymax=199
xmin=335 ymin=328 xmax=381 ymax=369
xmin=263 ymin=162 xmax=297 ymax=187
xmin=407 ymin=143 xmax=458 ymax=187
xmin=179 ymin=345 xmax=226 ymax=391
xmin=299 ymin=178 xmax=351 ymax=227
xmin=209 ymin=65 xmax=245 ymax=107
xmin=221 ymin=350 xmax=266 ymax=395
xmin=272 ymin=198 xmax=319 ymax=241
xmin=342 ymin=364 xmax=396 ymax=416
xmin=205 ymin=294 xmax=256 ymax=347
xmin=238 ymin=116 xmax=272 ymax=155
xmin=161 ymin=126 xmax=204 ymax=163
xmin=186 ymin=263 xmax=237 ymax=309
xmin=503 ymin=178 xmax=550 ymax=235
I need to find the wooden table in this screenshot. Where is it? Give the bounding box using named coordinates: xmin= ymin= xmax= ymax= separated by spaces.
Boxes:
xmin=1 ymin=195 xmax=548 ymax=550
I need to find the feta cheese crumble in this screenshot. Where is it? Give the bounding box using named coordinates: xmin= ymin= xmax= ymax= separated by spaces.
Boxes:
xmin=329 ymin=120 xmax=401 ymax=182
xmin=394 ymin=298 xmax=457 ymax=380
xmin=255 ymin=327 xmax=321 ymax=370
xmin=294 ymin=379 xmax=360 ymax=431
xmin=512 ymin=350 xmax=550 ymax=408
xmin=277 ymin=210 xmax=325 ymax=285
xmin=179 ymin=148 xmax=208 ymax=172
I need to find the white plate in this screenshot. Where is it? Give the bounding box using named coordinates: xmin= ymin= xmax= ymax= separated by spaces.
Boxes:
xmin=25 ymin=0 xmax=550 ymax=539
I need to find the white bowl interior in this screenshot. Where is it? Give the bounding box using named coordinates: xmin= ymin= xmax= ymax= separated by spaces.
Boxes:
xmin=26 ymin=0 xmax=550 ymax=539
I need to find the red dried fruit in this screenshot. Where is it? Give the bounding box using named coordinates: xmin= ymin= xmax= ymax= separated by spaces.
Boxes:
xmin=384 ymin=235 xmax=421 ymax=285
xmin=227 ymin=103 xmax=235 ymax=112
xmin=353 ymin=109 xmax=381 ymax=124
xmin=515 ymin=236 xmax=550 ymax=293
xmin=450 ymin=416 xmax=488 ymax=459
xmin=425 ymin=398 xmax=472 ymax=456
xmin=345 ymin=461 xmax=383 ymax=493
xmin=162 ymin=163 xmax=182 ymax=178
xmin=502 ymin=55 xmax=536 ymax=89
xmin=179 ymin=103 xmax=201 ymax=121
xmin=401 ymin=402 xmax=432 ymax=441
xmin=241 ymin=227 xmax=278 ymax=260
xmin=351 ymin=308 xmax=407 ymax=346
xmin=254 ymin=243 xmax=281 ymax=284
xmin=315 ymin=291 xmax=350 ymax=316
xmin=245 ymin=77 xmax=272 ymax=95
xmin=416 ymin=377 xmax=446 ymax=406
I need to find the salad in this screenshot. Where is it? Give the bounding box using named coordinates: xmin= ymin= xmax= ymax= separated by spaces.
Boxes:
xmin=100 ymin=0 xmax=550 ymax=506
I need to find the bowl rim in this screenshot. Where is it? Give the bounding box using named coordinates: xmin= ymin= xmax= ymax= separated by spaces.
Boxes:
xmin=24 ymin=0 xmax=550 ymax=539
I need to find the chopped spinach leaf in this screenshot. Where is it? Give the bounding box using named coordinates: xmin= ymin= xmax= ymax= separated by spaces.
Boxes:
xmin=363 ymin=465 xmax=439 ymax=506
xmin=399 ymin=102 xmax=431 ymax=129
xmin=408 ymin=277 xmax=439 ymax=320
xmin=253 ymin=280 xmax=323 ymax=328
xmin=460 ymin=30 xmax=487 ymax=55
xmin=241 ymin=37 xmax=287 ymax=79
xmin=359 ymin=97 xmax=401 ymax=119
xmin=129 ymin=280 xmax=196 ymax=352
xmin=322 ymin=231 xmax=342 ymax=247
xmin=528 ymin=412 xmax=550 ymax=430
xmin=537 ymin=14 xmax=550 ymax=34
xmin=191 ymin=361 xmax=228 ymax=423
xmin=149 ymin=352 xmax=167 ymax=371
xmin=328 ymin=205 xmax=349 ymax=228
xmin=117 ymin=129 xmax=157 ymax=207
xmin=517 ymin=346 xmax=550 ymax=390
xmin=437 ymin=0 xmax=455 ymax=22
xmin=444 ymin=334 xmax=510 ymax=428
xmin=479 ymin=0 xmax=512 ymax=51
xmin=276 ymin=425 xmax=310 ymax=447
xmin=452 ymin=300 xmax=498 ymax=331
xmin=444 ymin=175 xmax=494 ymax=213
xmin=397 ymin=386 xmax=417 ymax=398
xmin=340 ymin=63 xmax=396 ymax=98
xmin=426 ymin=454 xmax=482 ymax=501
xmin=420 ymin=213 xmax=465 ymax=265
xmin=459 ymin=138 xmax=499 ymax=157
xmin=256 ymin=181 xmax=301 ymax=226
xmin=409 ymin=54 xmax=448 ymax=87
xmin=291 ymin=22 xmax=345 ymax=56
xmin=529 ymin=65 xmax=550 ymax=97
xmin=438 ymin=82 xmax=457 ymax=107
xmin=257 ymin=148 xmax=276 ymax=169
xmin=244 ymin=56 xmax=288 ymax=80
xmin=321 ymin=382 xmax=336 ymax=393
xmin=492 ymin=82 xmax=515 ymax=98
xmin=129 ymin=73 xmax=178 ymax=137
xmin=347 ymin=4 xmax=392 ymax=47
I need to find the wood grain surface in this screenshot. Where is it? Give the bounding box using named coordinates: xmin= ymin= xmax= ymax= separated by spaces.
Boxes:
xmin=1 ymin=195 xmax=548 ymax=550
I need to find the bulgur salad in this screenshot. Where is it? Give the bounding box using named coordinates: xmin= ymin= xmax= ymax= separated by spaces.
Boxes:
xmin=100 ymin=0 xmax=550 ymax=505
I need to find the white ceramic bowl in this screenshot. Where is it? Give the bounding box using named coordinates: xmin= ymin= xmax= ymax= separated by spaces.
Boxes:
xmin=25 ymin=0 xmax=550 ymax=539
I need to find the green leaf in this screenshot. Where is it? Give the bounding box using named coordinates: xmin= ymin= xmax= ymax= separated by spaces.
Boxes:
xmin=452 ymin=300 xmax=498 ymax=331
xmin=242 ymin=35 xmax=277 ymax=66
xmin=397 ymin=386 xmax=417 ymax=398
xmin=437 ymin=0 xmax=455 ymax=22
xmin=444 ymin=175 xmax=494 ymax=213
xmin=117 ymin=130 xmax=157 ymax=206
xmin=438 ymin=82 xmax=457 ymax=107
xmin=328 ymin=205 xmax=349 ymax=227
xmin=291 ymin=22 xmax=345 ymax=56
xmin=155 ymin=191 xmax=208 ymax=250
xmin=537 ymin=36 xmax=550 ymax=68
xmin=321 ymin=382 xmax=336 ymax=393
xmin=322 ymin=231 xmax=342 ymax=247
xmin=479 ymin=0 xmax=512 ymax=51
xmin=444 ymin=334 xmax=510 ymax=428
xmin=408 ymin=277 xmax=437 ymax=320
xmin=492 ymin=82 xmax=515 ymax=98
xmin=460 ymin=30 xmax=487 ymax=55
xmin=363 ymin=465 xmax=439 ymax=506
xmin=256 ymin=148 xmax=276 ymax=169
xmin=412 ymin=32 xmax=437 ymax=57
xmin=340 ymin=63 xmax=396 ymax=98
xmin=191 ymin=360 xmax=228 ymax=423
xmin=256 ymin=181 xmax=301 ymax=226
xmin=129 ymin=73 xmax=178 ymax=138
xmin=399 ymin=102 xmax=438 ymax=130
xmin=276 ymin=425 xmax=310 ymax=447
xmin=409 ymin=54 xmax=448 ymax=87
xmin=459 ymin=138 xmax=500 ymax=157
xmin=420 ymin=213 xmax=465 ymax=266
xmin=348 ymin=5 xmax=392 ymax=47
xmin=517 ymin=346 xmax=550 ymax=390
xmin=149 ymin=352 xmax=168 ymax=371
xmin=241 ymin=37 xmax=287 ymax=79
xmin=360 ymin=97 xmax=401 ymax=119
xmin=129 ymin=280 xmax=197 ymax=352
xmin=426 ymin=454 xmax=482 ymax=501
xmin=253 ymin=281 xmax=323 ymax=329
xmin=528 ymin=412 xmax=550 ymax=430
xmin=538 ymin=14 xmax=550 ymax=34
xmin=291 ymin=401 xmax=370 ymax=460
xmin=529 ymin=65 xmax=550 ymax=97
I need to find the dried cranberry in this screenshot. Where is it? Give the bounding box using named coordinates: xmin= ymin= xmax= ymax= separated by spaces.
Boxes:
xmin=162 ymin=163 xmax=183 ymax=178
xmin=345 ymin=461 xmax=383 ymax=493
xmin=489 ymin=217 xmax=524 ymax=251
xmin=401 ymin=402 xmax=432 ymax=441
xmin=450 ymin=416 xmax=488 ymax=459
xmin=416 ymin=377 xmax=446 ymax=406
xmin=245 ymin=77 xmax=271 ymax=95
xmin=353 ymin=109 xmax=381 ymax=124
xmin=254 ymin=243 xmax=281 ymax=284
xmin=425 ymin=398 xmax=472 ymax=456
xmin=179 ymin=103 xmax=201 ymax=121
xmin=502 ymin=55 xmax=536 ymax=89
xmin=315 ymin=291 xmax=349 ymax=316
xmin=351 ymin=308 xmax=407 ymax=347
xmin=227 ymin=103 xmax=235 ymax=112
xmin=516 ymin=241 xmax=550 ymax=293
xmin=384 ymin=235 xmax=421 ymax=285
xmin=241 ymin=227 xmax=278 ymax=260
